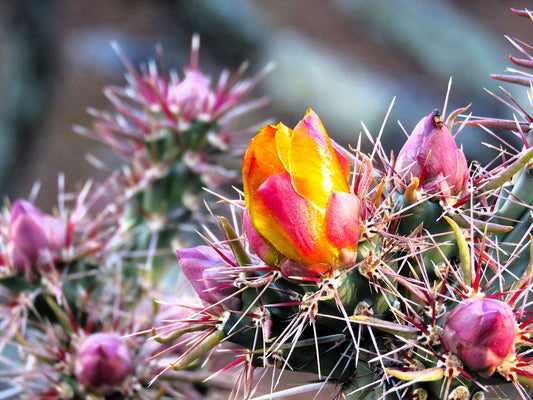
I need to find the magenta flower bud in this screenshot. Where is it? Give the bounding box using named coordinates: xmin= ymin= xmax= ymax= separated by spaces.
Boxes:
xmin=396 ymin=110 xmax=468 ymax=197
xmin=75 ymin=333 xmax=134 ymax=395
xmin=442 ymin=298 xmax=516 ymax=377
xmin=6 ymin=200 xmax=67 ymax=281
xmin=177 ymin=246 xmax=241 ymax=314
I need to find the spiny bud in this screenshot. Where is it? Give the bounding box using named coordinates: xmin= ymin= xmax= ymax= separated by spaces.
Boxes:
xmin=74 ymin=333 xmax=134 ymax=395
xmin=396 ymin=109 xmax=468 ymax=198
xmin=441 ymin=298 xmax=516 ymax=377
xmin=6 ymin=200 xmax=66 ymax=281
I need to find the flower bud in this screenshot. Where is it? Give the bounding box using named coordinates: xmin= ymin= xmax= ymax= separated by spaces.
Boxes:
xmin=441 ymin=298 xmax=516 ymax=377
xmin=170 ymin=69 xmax=214 ymax=123
xmin=6 ymin=200 xmax=66 ymax=281
xmin=177 ymin=246 xmax=241 ymax=314
xmin=242 ymin=109 xmax=360 ymax=278
xmin=396 ymin=110 xmax=468 ymax=197
xmin=75 ymin=333 xmax=134 ymax=395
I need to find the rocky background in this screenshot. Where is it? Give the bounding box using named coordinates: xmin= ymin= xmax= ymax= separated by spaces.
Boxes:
xmin=0 ymin=0 xmax=531 ymax=207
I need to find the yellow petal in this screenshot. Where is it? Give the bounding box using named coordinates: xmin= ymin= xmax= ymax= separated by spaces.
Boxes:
xmin=274 ymin=122 xmax=292 ymax=173
xmin=384 ymin=367 xmax=444 ymax=382
xmin=288 ymin=109 xmax=350 ymax=211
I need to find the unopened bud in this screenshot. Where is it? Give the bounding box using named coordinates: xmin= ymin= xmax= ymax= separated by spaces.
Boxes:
xmin=6 ymin=200 xmax=66 ymax=281
xmin=396 ymin=110 xmax=468 ymax=198
xmin=442 ymin=298 xmax=516 ymax=377
xmin=75 ymin=333 xmax=134 ymax=395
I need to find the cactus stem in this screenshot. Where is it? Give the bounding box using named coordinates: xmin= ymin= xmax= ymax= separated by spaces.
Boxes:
xmin=225 ymin=276 xmax=277 ymax=336
xmin=151 ymin=323 xmax=212 ymax=344
xmin=248 ymin=382 xmax=336 ymax=400
xmin=450 ymin=212 xmax=513 ymax=234
xmin=506 ymin=236 xmax=533 ymax=305
xmin=331 ymin=287 xmax=360 ymax=363
xmin=44 ymin=295 xmax=76 ymax=334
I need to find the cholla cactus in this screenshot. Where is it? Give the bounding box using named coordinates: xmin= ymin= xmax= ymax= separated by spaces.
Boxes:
xmin=160 ymin=9 xmax=533 ymax=400
xmin=77 ymin=35 xmax=272 ymax=283
xmin=0 ymin=36 xmax=270 ymax=399
xmin=2 ymin=7 xmax=533 ymax=400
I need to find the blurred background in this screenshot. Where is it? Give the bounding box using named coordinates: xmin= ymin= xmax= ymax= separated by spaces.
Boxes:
xmin=1 ymin=0 xmax=532 ymax=209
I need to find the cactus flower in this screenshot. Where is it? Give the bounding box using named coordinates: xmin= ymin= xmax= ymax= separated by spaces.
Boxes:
xmin=6 ymin=200 xmax=66 ymax=281
xmin=242 ymin=109 xmax=360 ymax=277
xmin=396 ymin=110 xmax=468 ymax=197
xmin=177 ymin=246 xmax=241 ymax=314
xmin=75 ymin=333 xmax=134 ymax=395
xmin=441 ymin=298 xmax=516 ymax=377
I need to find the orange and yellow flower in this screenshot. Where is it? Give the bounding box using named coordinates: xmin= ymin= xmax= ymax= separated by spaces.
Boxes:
xmin=243 ymin=109 xmax=361 ymax=277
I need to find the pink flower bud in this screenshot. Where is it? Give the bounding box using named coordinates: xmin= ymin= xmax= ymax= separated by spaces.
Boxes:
xmin=396 ymin=110 xmax=468 ymax=197
xmin=6 ymin=200 xmax=66 ymax=281
xmin=177 ymin=246 xmax=241 ymax=314
xmin=75 ymin=333 xmax=134 ymax=395
xmin=442 ymin=298 xmax=516 ymax=377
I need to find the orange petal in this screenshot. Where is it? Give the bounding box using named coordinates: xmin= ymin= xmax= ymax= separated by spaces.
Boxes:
xmin=288 ymin=109 xmax=350 ymax=211
xmin=243 ymin=124 xmax=287 ymax=207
